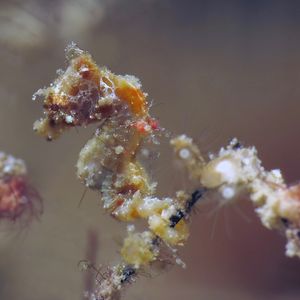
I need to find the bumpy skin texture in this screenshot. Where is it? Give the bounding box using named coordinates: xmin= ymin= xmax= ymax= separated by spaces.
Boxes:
xmin=34 ymin=44 xmax=192 ymax=300
xmin=171 ymin=135 xmax=300 ymax=258
xmin=34 ymin=44 xmax=300 ymax=300
xmin=33 ymin=43 xmax=152 ymax=141
xmin=33 ymin=44 xmax=300 ymax=300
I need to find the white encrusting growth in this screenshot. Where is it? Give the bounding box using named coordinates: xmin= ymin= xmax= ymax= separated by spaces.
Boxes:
xmin=171 ymin=135 xmax=300 ymax=258
xmin=220 ymin=186 xmax=236 ymax=199
xmin=215 ymin=160 xmax=238 ymax=183
xmin=65 ymin=115 xmax=74 ymax=124
xmin=114 ymin=145 xmax=124 ymax=155
xmin=179 ymin=148 xmax=190 ymax=160
xmin=0 ymin=151 xmax=27 ymax=177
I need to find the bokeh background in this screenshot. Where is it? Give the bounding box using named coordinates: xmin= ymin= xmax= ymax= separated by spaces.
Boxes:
xmin=0 ymin=1 xmax=300 ymax=299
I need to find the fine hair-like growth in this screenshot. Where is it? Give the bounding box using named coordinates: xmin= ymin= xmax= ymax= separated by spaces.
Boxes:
xmin=33 ymin=43 xmax=300 ymax=300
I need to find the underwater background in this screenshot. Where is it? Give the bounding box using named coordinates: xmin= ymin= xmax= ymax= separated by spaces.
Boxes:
xmin=0 ymin=1 xmax=300 ymax=299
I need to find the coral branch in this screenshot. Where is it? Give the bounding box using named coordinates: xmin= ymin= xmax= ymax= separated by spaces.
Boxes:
xmin=171 ymin=135 xmax=300 ymax=257
xmin=33 ymin=43 xmax=299 ymax=300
